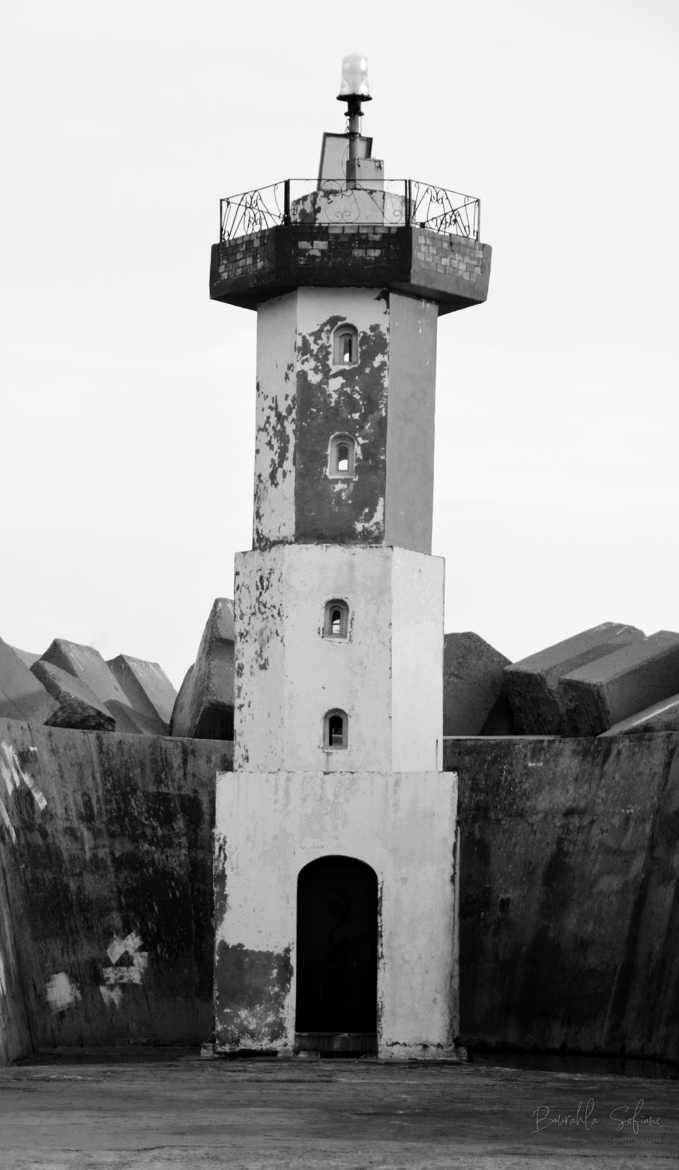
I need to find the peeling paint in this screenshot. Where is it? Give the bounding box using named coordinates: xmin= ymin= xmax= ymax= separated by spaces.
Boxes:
xmin=354 ymin=495 xmax=385 ymax=541
xmin=295 ymin=292 xmax=389 ymax=545
xmin=215 ymin=940 xmax=292 ymax=1048
xmin=214 ymin=832 xmax=228 ymax=926
xmin=45 ymin=972 xmax=81 ymax=1013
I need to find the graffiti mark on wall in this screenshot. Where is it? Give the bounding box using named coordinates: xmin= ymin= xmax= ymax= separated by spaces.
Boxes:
xmin=0 ymin=742 xmax=47 ymax=844
xmin=45 ymin=972 xmax=81 ymax=1013
xmin=99 ymin=931 xmax=148 ymax=1007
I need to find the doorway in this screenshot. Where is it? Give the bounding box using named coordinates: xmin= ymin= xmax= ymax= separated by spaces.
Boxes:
xmin=295 ymin=855 xmax=378 ymax=1055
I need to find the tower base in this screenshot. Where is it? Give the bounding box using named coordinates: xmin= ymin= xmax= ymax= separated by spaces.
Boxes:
xmin=214 ymin=769 xmax=459 ymax=1059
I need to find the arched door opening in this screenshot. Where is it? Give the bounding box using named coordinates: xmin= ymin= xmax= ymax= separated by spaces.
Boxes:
xmin=295 ymin=855 xmax=378 ymax=1055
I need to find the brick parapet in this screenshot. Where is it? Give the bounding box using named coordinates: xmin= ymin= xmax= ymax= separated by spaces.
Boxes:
xmin=210 ymin=225 xmax=491 ymax=314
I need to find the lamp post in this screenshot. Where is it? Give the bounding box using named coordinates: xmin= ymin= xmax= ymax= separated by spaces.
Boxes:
xmin=337 ymin=52 xmax=371 ymax=183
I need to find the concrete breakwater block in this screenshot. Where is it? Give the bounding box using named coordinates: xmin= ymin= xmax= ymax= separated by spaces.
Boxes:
xmin=10 ymin=647 xmax=39 ymax=669
xmin=31 ymin=659 xmax=116 ymax=732
xmin=39 ymin=639 xmax=160 ymax=735
xmin=504 ymin=622 xmax=644 ymax=734
xmin=443 ymin=632 xmax=510 ymax=736
xmin=600 ymin=692 xmax=679 ymax=736
xmin=107 ymin=654 xmax=176 ymax=734
xmin=170 ymin=599 xmax=234 ymax=740
xmin=0 ymin=637 xmax=56 ymax=723
xmin=560 ymin=630 xmax=679 ymax=735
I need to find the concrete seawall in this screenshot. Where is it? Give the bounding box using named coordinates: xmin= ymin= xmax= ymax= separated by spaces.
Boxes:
xmin=3 ymin=721 xmax=677 ymax=1066
xmin=445 ymin=733 xmax=679 ymax=1064
xmin=0 ymin=719 xmax=232 ymax=1063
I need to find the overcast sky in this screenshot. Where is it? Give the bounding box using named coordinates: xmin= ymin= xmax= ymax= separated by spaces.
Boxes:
xmin=2 ymin=0 xmax=678 ymax=688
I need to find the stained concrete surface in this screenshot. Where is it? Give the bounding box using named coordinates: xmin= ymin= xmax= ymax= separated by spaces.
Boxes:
xmin=504 ymin=622 xmax=644 ymax=735
xmin=560 ymin=630 xmax=679 ymax=735
xmin=0 ymin=1055 xmax=677 ymax=1169
xmin=0 ymin=719 xmax=232 ymax=1057
xmin=443 ymin=631 xmax=509 ymax=735
xmin=445 ymin=733 xmax=679 ymax=1063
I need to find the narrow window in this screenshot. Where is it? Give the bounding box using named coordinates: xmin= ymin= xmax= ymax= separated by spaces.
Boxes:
xmin=324 ymin=599 xmax=349 ymax=638
xmin=327 ymin=433 xmax=356 ymax=479
xmin=324 ymin=709 xmax=348 ymax=749
xmin=333 ymin=324 xmax=358 ymax=366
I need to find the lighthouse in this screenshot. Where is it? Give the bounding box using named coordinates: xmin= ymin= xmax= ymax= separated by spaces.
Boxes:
xmin=211 ymin=56 xmax=491 ymax=1059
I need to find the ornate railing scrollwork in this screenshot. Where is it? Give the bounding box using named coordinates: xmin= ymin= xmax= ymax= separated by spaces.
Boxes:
xmin=219 ymin=179 xmax=480 ymax=243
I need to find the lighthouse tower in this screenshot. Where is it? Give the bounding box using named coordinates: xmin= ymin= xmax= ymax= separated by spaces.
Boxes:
xmin=211 ymin=57 xmax=491 ymax=1059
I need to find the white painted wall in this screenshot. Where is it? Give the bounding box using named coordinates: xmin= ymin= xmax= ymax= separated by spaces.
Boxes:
xmin=214 ymin=769 xmax=458 ymax=1058
xmin=290 ymin=188 xmax=406 ymax=227
xmin=234 ymin=544 xmax=444 ymax=773
xmin=391 ymin=547 xmax=444 ymax=770
xmin=253 ymin=293 xmax=298 ymax=545
xmin=295 ymin=285 xmax=389 ymax=356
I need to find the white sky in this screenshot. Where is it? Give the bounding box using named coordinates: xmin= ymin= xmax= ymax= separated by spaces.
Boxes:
xmin=2 ymin=0 xmax=678 ymax=688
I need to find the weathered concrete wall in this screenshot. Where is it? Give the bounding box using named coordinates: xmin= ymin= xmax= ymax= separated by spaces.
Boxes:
xmin=252 ymin=287 xmax=442 ymax=555
xmin=295 ymin=288 xmax=389 ymax=545
xmin=234 ymin=544 xmax=443 ymax=773
xmin=445 ymin=733 xmax=679 ymax=1063
xmin=0 ymin=718 xmax=231 ymax=1061
xmin=214 ymin=770 xmax=458 ymax=1059
xmin=253 ymin=288 xmax=390 ymax=548
xmin=0 ymin=853 xmax=31 ymax=1064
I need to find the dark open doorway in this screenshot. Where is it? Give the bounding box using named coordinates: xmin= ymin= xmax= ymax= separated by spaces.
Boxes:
xmin=295 ymin=855 xmax=378 ymax=1055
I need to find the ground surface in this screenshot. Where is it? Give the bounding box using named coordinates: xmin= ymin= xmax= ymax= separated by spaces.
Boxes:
xmin=0 ymin=1052 xmax=677 ymax=1169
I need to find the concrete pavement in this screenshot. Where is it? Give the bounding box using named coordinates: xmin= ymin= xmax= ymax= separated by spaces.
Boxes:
xmin=0 ymin=1053 xmax=676 ymax=1169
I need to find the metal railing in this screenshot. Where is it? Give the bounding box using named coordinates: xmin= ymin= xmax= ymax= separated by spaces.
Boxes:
xmin=219 ymin=179 xmax=480 ymax=243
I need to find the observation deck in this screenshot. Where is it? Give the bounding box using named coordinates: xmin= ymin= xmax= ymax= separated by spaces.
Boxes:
xmin=209 ymin=178 xmax=492 ymax=316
